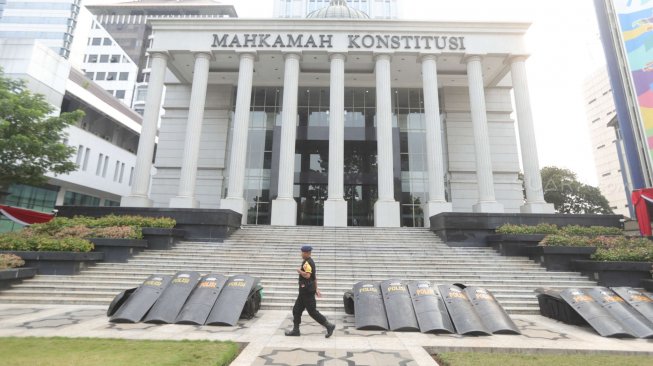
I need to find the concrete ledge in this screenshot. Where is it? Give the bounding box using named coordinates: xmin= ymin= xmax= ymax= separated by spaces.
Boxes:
xmin=0 ymin=251 xmax=104 ymax=275
xmin=430 ymin=213 xmax=624 ymax=247
xmin=0 ymin=267 xmax=36 ymax=288
xmin=55 ymin=206 xmax=242 ymax=241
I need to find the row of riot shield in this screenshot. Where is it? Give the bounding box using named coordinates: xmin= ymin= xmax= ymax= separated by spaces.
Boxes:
xmin=536 ymin=287 xmax=653 ymax=338
xmin=107 ymin=272 xmax=262 ymax=326
xmin=343 ymin=280 xmax=520 ymax=335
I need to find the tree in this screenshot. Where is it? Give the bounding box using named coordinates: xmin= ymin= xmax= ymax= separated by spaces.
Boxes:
xmin=0 ymin=68 xmax=83 ymax=202
xmin=539 ymin=166 xmax=614 ymax=214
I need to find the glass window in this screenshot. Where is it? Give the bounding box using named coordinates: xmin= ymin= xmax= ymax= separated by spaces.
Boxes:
xmin=85 ymin=71 xmax=93 ymax=79
xmin=95 ymin=72 xmax=105 ymax=80
xmin=106 ymin=72 xmax=117 ymax=80
xmin=63 ymin=191 xmax=100 ymax=206
xmin=103 ymin=38 xmax=112 ymax=46
xmin=91 ymin=37 xmax=101 ymax=45
xmin=87 ymin=54 xmax=98 ymax=63
xmin=99 ymin=54 xmax=109 ymax=63
xmin=110 ymin=55 xmax=120 ymax=63
xmin=115 ymin=90 xmax=125 ymax=99
xmin=118 ymin=72 xmax=129 ymax=81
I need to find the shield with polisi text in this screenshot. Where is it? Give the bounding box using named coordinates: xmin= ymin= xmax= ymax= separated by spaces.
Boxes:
xmin=585 ymin=287 xmax=653 ymax=339
xmin=206 ymin=274 xmax=259 ymax=326
xmin=175 ymin=273 xmax=229 ymax=325
xmin=353 ymin=281 xmax=389 ymax=330
xmin=143 ymin=271 xmax=201 ymax=324
xmin=109 ymin=274 xmax=172 ymax=323
xmin=437 ymin=284 xmax=490 ymax=336
xmin=380 ymin=279 xmax=419 ymax=332
xmin=611 ymin=287 xmax=653 ymax=324
xmin=407 ymin=280 xmax=454 ymax=334
xmin=464 ymin=286 xmax=520 ymax=335
xmin=559 ymin=288 xmax=634 ymax=338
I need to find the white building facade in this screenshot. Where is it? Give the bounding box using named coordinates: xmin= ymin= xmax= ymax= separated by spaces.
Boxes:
xmin=274 ymin=0 xmax=398 ymax=19
xmin=583 ymin=67 xmax=631 ymax=217
xmin=81 ymin=19 xmax=139 ymax=108
xmin=0 ymin=0 xmax=81 ymax=58
xmin=121 ymin=4 xmax=554 ymax=227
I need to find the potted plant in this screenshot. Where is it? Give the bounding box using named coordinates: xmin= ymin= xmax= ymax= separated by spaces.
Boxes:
xmin=531 ymin=235 xmax=597 ymax=272
xmin=572 ymin=236 xmax=653 ymax=287
xmin=486 ymin=223 xmax=558 ymax=256
xmin=0 ymin=254 xmax=35 ymax=288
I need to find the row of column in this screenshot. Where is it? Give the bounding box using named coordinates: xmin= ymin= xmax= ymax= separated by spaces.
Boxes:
xmin=121 ymin=51 xmax=554 ymax=224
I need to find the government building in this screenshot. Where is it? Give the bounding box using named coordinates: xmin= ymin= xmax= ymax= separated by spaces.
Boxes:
xmin=121 ymin=0 xmax=554 ymax=227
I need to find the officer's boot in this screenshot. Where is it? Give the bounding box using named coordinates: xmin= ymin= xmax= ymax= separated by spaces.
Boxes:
xmin=285 ymin=325 xmax=300 ymax=336
xmin=325 ymin=322 xmax=335 ymax=338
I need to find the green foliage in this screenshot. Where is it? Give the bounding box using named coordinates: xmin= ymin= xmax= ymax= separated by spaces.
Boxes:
xmin=540 ymin=166 xmax=614 ymax=214
xmin=0 ymin=254 xmax=25 ymax=269
xmin=28 ymin=215 xmax=176 ymax=233
xmin=495 ymin=223 xmax=559 ymax=235
xmin=538 ymin=234 xmax=653 ymax=261
xmin=559 ymin=225 xmax=623 ymax=236
xmin=0 ymin=68 xmax=83 ymax=194
xmin=0 ymin=233 xmax=93 ymax=252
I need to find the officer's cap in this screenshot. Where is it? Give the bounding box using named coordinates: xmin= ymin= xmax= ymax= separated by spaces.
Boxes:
xmin=301 ymin=245 xmax=313 ymax=252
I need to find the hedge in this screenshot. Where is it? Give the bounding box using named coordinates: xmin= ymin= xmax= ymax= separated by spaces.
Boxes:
xmin=539 ymin=234 xmax=653 ymax=262
xmin=495 ymin=224 xmax=622 ymax=236
xmin=0 ymin=254 xmax=25 ymax=269
xmin=0 ymin=233 xmax=93 ymax=252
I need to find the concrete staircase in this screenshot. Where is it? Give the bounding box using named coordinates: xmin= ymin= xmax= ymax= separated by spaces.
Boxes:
xmin=0 ymin=226 xmax=597 ymax=314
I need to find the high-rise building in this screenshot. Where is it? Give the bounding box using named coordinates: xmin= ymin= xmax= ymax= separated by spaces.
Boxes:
xmin=583 ymin=67 xmax=631 ymax=217
xmin=274 ymin=0 xmax=398 ymax=19
xmin=81 ymin=18 xmax=139 ymax=107
xmin=0 ymin=0 xmax=81 ymax=58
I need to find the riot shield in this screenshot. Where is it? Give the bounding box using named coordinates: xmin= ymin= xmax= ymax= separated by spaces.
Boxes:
xmin=438 ymin=284 xmax=490 ymax=335
xmin=343 ymin=290 xmax=355 ymax=315
xmin=586 ymin=287 xmax=653 ymax=338
xmin=206 ymin=275 xmax=259 ymax=326
xmin=380 ymin=279 xmax=419 ymax=332
xmin=109 ymin=275 xmax=171 ymax=323
xmin=175 ymin=274 xmax=228 ymax=325
xmin=612 ymin=287 xmax=653 ymax=324
xmin=143 ymin=271 xmax=201 ymax=324
xmin=464 ymin=287 xmax=520 ymax=335
xmin=353 ymin=281 xmax=389 ymax=330
xmin=106 ymin=287 xmax=136 ymax=317
xmin=559 ymin=288 xmax=634 ymax=338
xmin=407 ymin=280 xmax=454 ymax=334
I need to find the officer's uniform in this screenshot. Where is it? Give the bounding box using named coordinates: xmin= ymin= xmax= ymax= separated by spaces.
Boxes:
xmin=292 ymin=256 xmax=328 ymax=327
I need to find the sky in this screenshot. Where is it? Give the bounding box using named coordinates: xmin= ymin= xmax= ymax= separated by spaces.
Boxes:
xmin=81 ymin=0 xmax=607 ymax=185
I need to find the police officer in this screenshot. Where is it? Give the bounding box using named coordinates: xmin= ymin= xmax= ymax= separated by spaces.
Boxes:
xmin=285 ymin=245 xmax=335 ymax=338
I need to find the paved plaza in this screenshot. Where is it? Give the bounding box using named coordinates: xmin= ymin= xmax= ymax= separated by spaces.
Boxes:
xmin=0 ymin=304 xmax=651 ymax=365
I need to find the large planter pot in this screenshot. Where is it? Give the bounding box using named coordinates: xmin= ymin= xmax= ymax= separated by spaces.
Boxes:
xmin=531 ymin=246 xmax=597 ymax=272
xmin=89 ymin=238 xmax=148 ymax=263
xmin=572 ymin=260 xmax=653 ymax=287
xmin=0 ymin=267 xmax=36 ymax=289
xmin=486 ymin=234 xmax=545 ymax=256
xmin=142 ymin=228 xmax=185 ymax=250
xmin=0 ymin=251 xmax=103 ymax=275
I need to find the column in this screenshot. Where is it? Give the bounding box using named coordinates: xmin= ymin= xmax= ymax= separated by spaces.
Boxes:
xmin=271 ymin=53 xmax=300 ymax=226
xmin=170 ymin=52 xmax=212 ymax=208
xmin=220 ymin=52 xmax=256 ymax=222
xmin=421 ymin=55 xmax=452 ymax=226
xmin=324 ymin=53 xmax=347 ymax=227
xmin=374 ymin=54 xmax=400 ymax=227
xmin=465 ymin=55 xmax=504 ymax=213
xmin=121 ymin=52 xmax=167 ymax=207
xmin=510 ymin=56 xmax=555 ymax=213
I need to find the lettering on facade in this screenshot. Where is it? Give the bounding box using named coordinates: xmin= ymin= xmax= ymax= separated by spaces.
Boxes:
xmin=212 ymin=33 xmax=466 ymax=51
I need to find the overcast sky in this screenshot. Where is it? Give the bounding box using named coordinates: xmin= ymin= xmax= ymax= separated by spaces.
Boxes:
xmin=83 ymin=0 xmax=606 ymax=185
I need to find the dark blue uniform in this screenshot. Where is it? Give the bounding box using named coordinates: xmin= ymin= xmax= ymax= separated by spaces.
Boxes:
xmin=292 ymin=257 xmax=328 ymax=327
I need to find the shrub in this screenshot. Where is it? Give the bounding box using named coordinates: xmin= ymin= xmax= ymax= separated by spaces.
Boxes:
xmin=0 ymin=233 xmax=93 ymax=252
xmin=539 ymin=235 xmax=594 ymax=247
xmin=560 ymin=225 xmax=623 ymax=237
xmin=92 ymin=226 xmax=142 ymax=239
xmin=51 ymin=225 xmax=94 ymax=239
xmin=593 ymin=236 xmax=653 ymax=262
xmin=0 ymin=254 xmax=25 ymax=269
xmin=496 ymin=223 xmax=559 ymax=235
xmin=84 ymin=215 xmax=176 ymax=229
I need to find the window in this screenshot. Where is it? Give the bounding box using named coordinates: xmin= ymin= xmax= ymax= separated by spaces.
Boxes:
xmin=119 ymin=163 xmax=125 ymax=183
xmin=591 ymin=118 xmax=600 ymax=124
xmin=63 ymin=191 xmax=100 ymax=206
xmin=102 ymin=156 xmax=109 ymax=177
xmin=82 ymin=148 xmax=90 ymax=171
xmin=118 ymin=72 xmax=129 ymax=81
xmin=129 ymin=167 xmax=134 ymax=186
xmin=107 ymin=72 xmax=117 ymax=81
xmin=602 ymin=172 xmax=612 ymax=177
xmin=597 ymin=144 xmax=605 ymax=150
xmin=75 ymin=145 xmax=83 ymax=165
xmin=103 ymin=38 xmax=112 ymax=46
xmin=85 ymin=71 xmax=93 ymax=79
xmin=113 ymin=161 xmax=120 ymax=181
xmin=91 ymin=37 xmax=101 ymax=46
xmin=96 ymin=154 xmax=104 ymax=175
xmin=99 ymin=54 xmax=109 ymax=63
xmin=110 ymin=55 xmax=119 ymax=63
xmin=115 ymin=90 xmax=125 ymax=99
xmin=95 ymin=72 xmax=105 ymax=80
xmin=87 ymin=54 xmax=98 ymax=63
xmin=588 ymin=98 xmax=597 ymax=105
